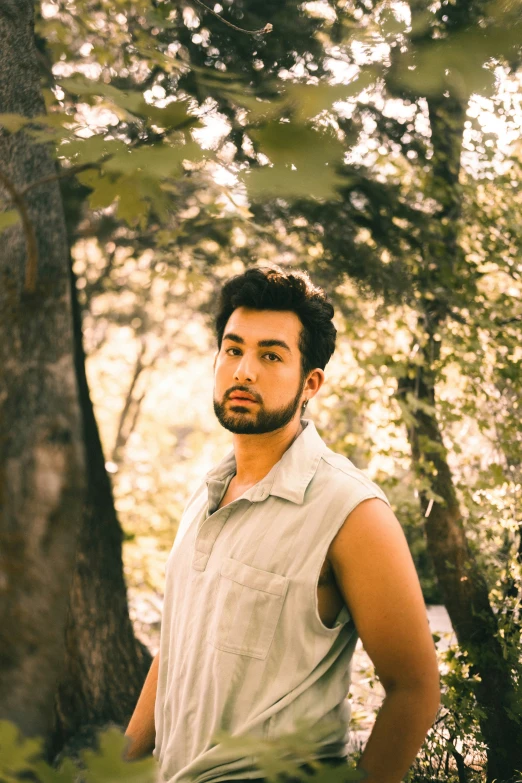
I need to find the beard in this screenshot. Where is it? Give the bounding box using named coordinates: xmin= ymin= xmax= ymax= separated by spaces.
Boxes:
xmin=213 ymin=375 xmax=306 ymax=435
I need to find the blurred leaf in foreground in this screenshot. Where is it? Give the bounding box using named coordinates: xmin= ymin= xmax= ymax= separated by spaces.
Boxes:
xmin=244 ymin=123 xmax=349 ymax=200
xmin=0 ymin=719 xmax=43 ymax=777
xmin=81 ymin=726 xmax=157 ymax=783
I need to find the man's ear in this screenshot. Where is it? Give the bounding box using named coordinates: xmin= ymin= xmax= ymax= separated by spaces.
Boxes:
xmin=305 ymin=368 xmax=325 ymax=398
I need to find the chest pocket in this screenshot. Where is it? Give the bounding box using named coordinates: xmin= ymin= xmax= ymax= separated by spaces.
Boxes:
xmin=210 ymin=557 xmax=289 ymax=660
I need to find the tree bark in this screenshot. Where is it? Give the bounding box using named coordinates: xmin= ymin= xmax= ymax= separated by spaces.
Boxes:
xmin=397 ymin=351 xmax=522 ymax=782
xmin=47 ymin=255 xmax=152 ymax=761
xmin=0 ymin=0 xmax=151 ymax=758
xmin=0 ymin=0 xmax=86 ymax=742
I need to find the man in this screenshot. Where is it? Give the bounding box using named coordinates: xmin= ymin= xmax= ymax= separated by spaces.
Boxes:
xmin=125 ymin=267 xmax=440 ymax=783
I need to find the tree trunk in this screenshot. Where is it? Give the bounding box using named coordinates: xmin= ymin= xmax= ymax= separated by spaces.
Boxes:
xmin=0 ymin=0 xmax=151 ymax=758
xmin=0 ymin=0 xmax=86 ymax=742
xmin=47 ymin=253 xmax=152 ymax=761
xmin=398 ymin=348 xmax=522 ymax=783
xmin=398 ymin=50 xmax=522 ymax=782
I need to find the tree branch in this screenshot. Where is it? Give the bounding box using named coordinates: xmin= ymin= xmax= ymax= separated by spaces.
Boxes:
xmin=111 ymin=336 xmax=147 ymax=464
xmin=189 ymin=0 xmax=273 ymax=35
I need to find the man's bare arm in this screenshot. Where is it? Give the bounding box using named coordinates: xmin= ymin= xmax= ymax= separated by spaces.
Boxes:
xmin=124 ymin=652 xmax=160 ymax=761
xmin=329 ymin=498 xmax=441 ymax=783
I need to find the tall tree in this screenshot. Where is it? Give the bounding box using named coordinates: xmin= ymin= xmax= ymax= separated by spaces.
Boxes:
xmin=0 ymin=0 xmax=86 ymax=745
xmin=0 ymin=0 xmax=151 ymax=760
xmin=392 ymin=9 xmax=522 ymax=780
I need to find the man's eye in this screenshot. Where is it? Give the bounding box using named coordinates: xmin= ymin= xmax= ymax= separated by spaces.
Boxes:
xmin=265 ymin=353 xmax=281 ymax=362
xmin=226 ymin=347 xmax=241 ymax=356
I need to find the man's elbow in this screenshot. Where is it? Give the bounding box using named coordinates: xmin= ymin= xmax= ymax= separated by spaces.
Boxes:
xmin=384 ymin=673 xmax=441 ymax=716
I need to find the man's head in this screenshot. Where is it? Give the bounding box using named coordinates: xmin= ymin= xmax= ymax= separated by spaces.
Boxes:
xmin=212 ymin=267 xmax=336 ymax=435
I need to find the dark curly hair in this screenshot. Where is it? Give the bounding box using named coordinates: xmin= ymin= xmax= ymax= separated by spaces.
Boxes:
xmin=215 ymin=266 xmax=337 ymax=377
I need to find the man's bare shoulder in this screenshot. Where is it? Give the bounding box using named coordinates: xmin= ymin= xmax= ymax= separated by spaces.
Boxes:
xmin=328 ymin=498 xmax=440 ymax=693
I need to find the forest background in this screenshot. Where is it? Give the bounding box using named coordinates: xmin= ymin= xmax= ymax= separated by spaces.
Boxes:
xmin=1 ymin=1 xmax=522 ymax=782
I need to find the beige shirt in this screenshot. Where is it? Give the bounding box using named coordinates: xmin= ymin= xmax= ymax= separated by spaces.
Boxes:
xmin=154 ymin=419 xmax=390 ymax=783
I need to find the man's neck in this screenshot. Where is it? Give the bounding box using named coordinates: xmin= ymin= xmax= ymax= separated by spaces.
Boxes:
xmin=231 ymin=418 xmax=304 ymax=489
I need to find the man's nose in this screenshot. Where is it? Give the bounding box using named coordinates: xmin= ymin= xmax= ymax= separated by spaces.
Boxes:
xmin=234 ymin=353 xmax=257 ymax=384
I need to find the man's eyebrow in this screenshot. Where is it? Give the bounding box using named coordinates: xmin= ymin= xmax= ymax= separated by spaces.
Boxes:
xmin=223 ymin=332 xmax=245 ymax=344
xmin=223 ymin=333 xmax=292 ymax=353
xmin=257 ymin=339 xmax=292 ymax=353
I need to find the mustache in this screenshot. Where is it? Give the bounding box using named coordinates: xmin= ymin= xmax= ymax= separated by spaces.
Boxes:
xmin=225 ymin=386 xmax=262 ymax=403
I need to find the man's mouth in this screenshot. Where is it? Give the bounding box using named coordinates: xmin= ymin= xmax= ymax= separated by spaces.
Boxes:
xmin=229 ymin=393 xmax=257 ymax=402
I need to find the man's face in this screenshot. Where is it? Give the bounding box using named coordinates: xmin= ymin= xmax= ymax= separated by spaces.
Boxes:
xmin=213 ymin=307 xmax=307 ymax=435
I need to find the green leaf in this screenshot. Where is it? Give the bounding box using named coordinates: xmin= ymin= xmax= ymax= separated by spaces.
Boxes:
xmin=76 ymin=167 xmax=173 ymax=226
xmin=32 ymin=756 xmax=80 ymax=783
xmin=0 ymin=210 xmax=21 ymax=232
xmin=77 ymin=169 xmax=124 ymax=209
xmin=250 ymin=123 xmax=343 ymax=166
xmin=59 ymin=135 xmax=128 ymax=165
xmin=25 ymin=126 xmax=74 ymax=144
xmin=0 ymin=110 xmax=73 ymax=145
xmin=213 ymin=720 xmax=365 ymax=783
xmin=392 ymin=25 xmax=518 ymax=100
xmin=117 ymin=189 xmax=148 ymax=226
xmin=244 ymin=164 xmax=347 ymax=200
xmin=59 ymin=76 xmax=145 ymax=115
xmin=103 ymin=141 xmax=205 ymax=178
xmin=0 ymin=113 xmax=30 ymax=132
xmin=218 ymin=85 xmax=282 ymax=121
xmin=0 ymin=720 xmax=43 ymax=775
xmin=59 ymin=77 xmax=199 ymax=131
xmin=135 ymin=176 xmax=171 ymax=224
xmin=115 ymin=175 xmax=153 ymax=226
xmin=33 ymin=112 xmax=73 ymax=128
xmin=132 ymin=38 xmax=185 ymax=75
xmin=81 ymin=727 xmax=157 ymax=783
xmin=282 ymin=71 xmax=376 ymax=122
xmin=244 ymin=123 xmax=348 ymax=200
xmin=217 ymin=71 xmax=377 ymax=123
xmin=137 ymin=100 xmax=201 ymax=131
xmin=193 ymin=64 xmax=248 ymax=83
xmin=301 ymin=763 xmax=366 ymax=783
xmin=0 ymin=111 xmax=71 ymax=133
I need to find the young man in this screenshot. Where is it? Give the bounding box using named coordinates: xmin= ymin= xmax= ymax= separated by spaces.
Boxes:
xmin=125 ymin=267 xmax=441 ymax=783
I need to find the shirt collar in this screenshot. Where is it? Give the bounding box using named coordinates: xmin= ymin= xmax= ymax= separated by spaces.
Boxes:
xmin=205 ymin=418 xmax=327 ymax=506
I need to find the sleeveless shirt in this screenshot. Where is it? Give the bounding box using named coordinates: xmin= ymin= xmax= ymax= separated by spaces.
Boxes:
xmin=154 ymin=418 xmax=390 ymax=783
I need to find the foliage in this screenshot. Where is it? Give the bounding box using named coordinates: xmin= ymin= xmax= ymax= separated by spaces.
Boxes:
xmin=213 ymin=720 xmax=365 ymax=782
xmin=2 ymin=0 xmax=522 ymax=779
xmin=0 ymin=720 xmax=365 ymax=783
xmin=0 ymin=721 xmax=155 ymax=783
